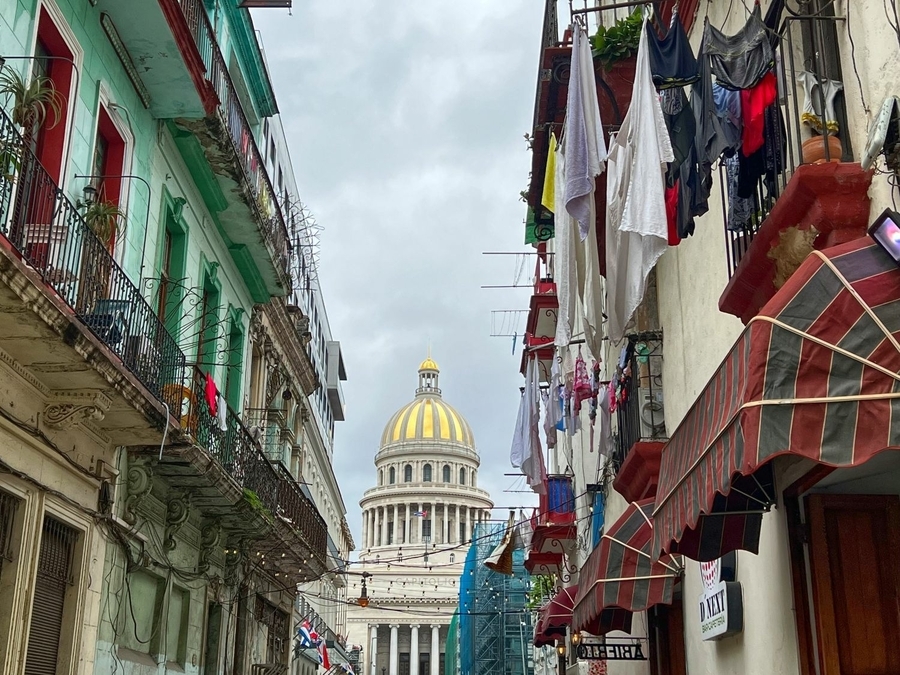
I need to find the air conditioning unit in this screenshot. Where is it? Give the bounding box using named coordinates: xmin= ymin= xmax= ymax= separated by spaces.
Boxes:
xmin=638 ymin=387 xmax=666 ymax=439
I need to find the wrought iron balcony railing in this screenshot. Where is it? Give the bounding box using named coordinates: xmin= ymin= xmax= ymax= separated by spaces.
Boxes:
xmin=722 ymin=8 xmax=851 ymax=275
xmin=177 ymin=0 xmax=292 ymax=287
xmin=613 ymin=332 xmax=665 ymax=469
xmin=186 ymin=367 xmax=327 ymax=563
xmin=0 ymin=107 xmax=186 ymax=414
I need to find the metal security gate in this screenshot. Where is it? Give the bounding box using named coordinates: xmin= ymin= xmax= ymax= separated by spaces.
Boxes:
xmin=24 ymin=516 xmax=77 ymax=675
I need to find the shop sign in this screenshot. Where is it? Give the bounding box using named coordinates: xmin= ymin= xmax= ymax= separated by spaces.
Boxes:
xmin=698 ymin=554 xmax=743 ymax=640
xmin=576 ymin=643 xmax=647 ymax=661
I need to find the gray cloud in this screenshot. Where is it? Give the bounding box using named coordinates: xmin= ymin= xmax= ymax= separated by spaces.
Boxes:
xmin=254 ymin=0 xmax=543 ymax=548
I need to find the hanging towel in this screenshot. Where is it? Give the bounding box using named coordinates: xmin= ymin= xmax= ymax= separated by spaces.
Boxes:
xmin=541 ymin=132 xmax=558 ymax=213
xmin=513 ymin=359 xmax=547 ymax=493
xmin=554 ymin=143 xmax=576 ymax=347
xmin=217 ymin=392 xmax=228 ymax=432
xmin=605 ymin=17 xmax=675 ymax=342
xmin=564 ymin=22 xmax=607 ymax=241
xmin=205 ymin=372 xmax=217 ymax=417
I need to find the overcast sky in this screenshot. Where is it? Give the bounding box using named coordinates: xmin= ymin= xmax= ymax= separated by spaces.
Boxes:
xmin=253 ymin=1 xmax=543 ymax=548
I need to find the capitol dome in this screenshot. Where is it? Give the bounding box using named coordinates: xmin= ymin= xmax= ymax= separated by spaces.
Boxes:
xmin=379 ymin=358 xmax=475 ymax=449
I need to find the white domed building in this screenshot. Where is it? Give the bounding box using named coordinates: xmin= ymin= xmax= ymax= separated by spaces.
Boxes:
xmin=346 ymin=358 xmax=494 ymax=675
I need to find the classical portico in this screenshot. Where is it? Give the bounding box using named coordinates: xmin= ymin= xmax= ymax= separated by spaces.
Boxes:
xmin=347 ymin=358 xmax=493 ymax=675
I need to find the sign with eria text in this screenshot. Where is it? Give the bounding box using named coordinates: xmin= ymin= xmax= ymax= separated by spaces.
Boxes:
xmin=576 ymin=643 xmax=647 ymax=661
xmin=698 ymin=553 xmax=743 ymax=640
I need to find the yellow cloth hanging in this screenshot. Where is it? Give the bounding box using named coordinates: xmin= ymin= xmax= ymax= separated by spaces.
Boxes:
xmin=541 ymin=132 xmax=558 ymax=213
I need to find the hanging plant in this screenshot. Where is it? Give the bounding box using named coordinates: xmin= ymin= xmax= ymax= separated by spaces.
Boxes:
xmin=0 ymin=65 xmax=64 ymax=133
xmin=83 ymin=200 xmax=126 ymax=246
xmin=591 ymin=9 xmax=643 ymax=70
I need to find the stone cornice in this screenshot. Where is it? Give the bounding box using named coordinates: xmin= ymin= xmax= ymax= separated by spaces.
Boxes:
xmin=257 ymin=299 xmax=319 ymax=396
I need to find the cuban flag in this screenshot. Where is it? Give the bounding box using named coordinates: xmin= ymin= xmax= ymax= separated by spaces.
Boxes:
xmin=413 ymin=510 xmax=428 ymax=518
xmin=341 ymin=664 xmax=354 ymax=674
xmin=297 ymin=621 xmax=315 ymax=650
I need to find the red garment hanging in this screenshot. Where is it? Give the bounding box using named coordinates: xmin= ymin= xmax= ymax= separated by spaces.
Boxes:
xmin=205 ymin=372 xmax=218 ymax=416
xmin=741 ymin=71 xmax=777 ymax=156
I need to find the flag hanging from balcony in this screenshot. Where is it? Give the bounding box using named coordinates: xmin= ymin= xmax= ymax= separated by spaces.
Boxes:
xmin=318 ymin=640 xmax=331 ymax=669
xmin=297 ymin=620 xmax=316 ymax=649
xmin=413 ymin=510 xmax=428 ymax=518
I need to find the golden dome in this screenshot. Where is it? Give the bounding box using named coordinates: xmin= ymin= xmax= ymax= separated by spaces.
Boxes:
xmin=419 ymin=357 xmax=440 ymax=371
xmin=379 ymin=357 xmax=475 ymax=448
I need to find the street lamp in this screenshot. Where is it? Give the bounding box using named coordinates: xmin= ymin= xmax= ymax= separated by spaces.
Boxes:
xmin=358 ymin=571 xmax=372 ymax=607
xmin=556 ymin=642 xmax=566 ymax=674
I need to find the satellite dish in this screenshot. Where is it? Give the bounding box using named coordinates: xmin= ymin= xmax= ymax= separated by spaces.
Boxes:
xmin=862 ymin=96 xmax=900 ymax=171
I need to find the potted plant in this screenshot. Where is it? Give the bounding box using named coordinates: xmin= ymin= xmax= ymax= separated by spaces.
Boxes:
xmin=83 ymin=199 xmax=126 ymax=248
xmin=592 ymin=9 xmax=642 ymax=126
xmin=0 ymin=65 xmax=63 ymax=142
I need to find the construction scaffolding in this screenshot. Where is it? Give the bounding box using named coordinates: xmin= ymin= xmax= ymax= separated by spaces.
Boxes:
xmin=459 ymin=523 xmax=533 ymax=675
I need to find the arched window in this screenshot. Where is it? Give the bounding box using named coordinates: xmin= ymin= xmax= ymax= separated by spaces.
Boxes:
xmin=404 ymin=464 xmax=412 ymax=482
xmin=450 ymin=554 xmax=455 ymax=563
xmin=389 ymin=467 xmax=396 ymax=484
xmin=442 ymin=465 xmax=451 ymax=483
xmin=459 ymin=468 xmax=466 ymax=485
xmin=379 ymin=469 xmax=383 ymax=486
xmin=423 ymin=464 xmax=432 ymax=482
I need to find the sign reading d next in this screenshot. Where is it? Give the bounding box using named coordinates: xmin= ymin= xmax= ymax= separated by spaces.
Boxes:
xmin=698 ymin=556 xmax=743 ymax=641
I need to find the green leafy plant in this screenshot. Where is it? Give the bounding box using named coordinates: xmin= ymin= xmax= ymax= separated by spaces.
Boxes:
xmin=591 ymin=9 xmax=643 ymax=70
xmin=83 ymin=199 xmax=126 ymax=246
xmin=242 ymin=488 xmax=274 ymax=523
xmin=0 ymin=65 xmax=64 ymax=133
xmin=527 ymin=574 xmax=558 ymax=610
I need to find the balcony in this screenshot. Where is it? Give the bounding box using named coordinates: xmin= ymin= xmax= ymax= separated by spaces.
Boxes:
xmin=718 ymin=11 xmax=873 ymax=323
xmin=0 ymin=104 xmax=185 ymax=441
xmin=147 ymin=366 xmax=328 ymax=582
xmin=98 ymin=0 xmax=291 ymax=300
xmin=525 ymin=475 xmax=575 ymax=574
xmin=611 ymin=333 xmax=665 ymax=502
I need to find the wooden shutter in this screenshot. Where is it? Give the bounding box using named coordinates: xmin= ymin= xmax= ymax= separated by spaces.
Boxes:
xmin=24 ymin=516 xmax=77 ymax=675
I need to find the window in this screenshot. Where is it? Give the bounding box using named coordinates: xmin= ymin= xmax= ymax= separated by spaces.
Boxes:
xmin=91 ymin=106 xmax=128 ymax=250
xmin=197 ymin=277 xmax=220 ymax=368
xmin=459 ymin=522 xmax=466 ymax=543
xmin=442 ymin=465 xmax=450 ymax=483
xmin=166 ymin=586 xmax=189 ymax=665
xmin=25 ymin=516 xmax=79 ymax=671
xmin=225 ymin=316 xmax=244 ymax=411
xmin=423 ymin=464 xmax=432 ymax=482
xmin=379 ymin=470 xmax=383 ymax=486
xmin=389 ymin=467 xmax=396 ymax=484
xmin=255 ymin=596 xmax=288 ymax=665
xmin=422 ymin=519 xmax=432 ymax=539
xmin=449 ymin=554 xmax=455 ymax=563
xmin=459 ymin=468 xmax=466 ymax=485
xmin=0 ymin=490 xmax=19 ymax=575
xmin=404 ymin=465 xmax=412 ymax=482
xmin=31 ymin=7 xmax=78 ymax=183
xmin=120 ymin=570 xmax=163 ymax=654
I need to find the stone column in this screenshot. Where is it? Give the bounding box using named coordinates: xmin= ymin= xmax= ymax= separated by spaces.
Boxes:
xmin=430 ymin=625 xmax=440 ymax=675
xmin=370 ymin=624 xmax=379 ymax=675
xmin=418 ymin=502 xmax=424 ymax=542
xmin=361 ymin=509 xmax=368 ymax=549
xmin=392 ymin=504 xmax=398 ymax=545
xmin=374 ymin=509 xmax=380 ymax=547
xmin=465 ymin=507 xmax=471 ymax=543
xmin=381 ymin=506 xmax=388 ymax=546
xmin=410 ymin=625 xmax=420 ymax=675
xmin=371 ymin=510 xmax=377 ymax=548
xmin=389 ymin=624 xmax=399 ymax=675
xmin=451 ymin=504 xmax=458 ymax=543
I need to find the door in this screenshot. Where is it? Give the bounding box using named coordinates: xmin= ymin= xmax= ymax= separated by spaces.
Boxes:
xmin=807 ymin=495 xmax=900 ymax=675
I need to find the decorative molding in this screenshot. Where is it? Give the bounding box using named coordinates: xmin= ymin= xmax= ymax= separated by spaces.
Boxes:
xmin=199 ymin=519 xmax=223 ymax=573
xmin=164 ymin=491 xmax=192 ymax=550
xmin=124 ymin=461 xmax=154 ymax=525
xmin=43 ymin=390 xmax=112 ymax=430
xmin=0 ymin=345 xmax=48 ymax=395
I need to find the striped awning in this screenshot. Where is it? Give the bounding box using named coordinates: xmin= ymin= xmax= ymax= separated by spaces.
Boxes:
xmin=653 ymin=238 xmax=900 ymax=561
xmin=533 ymin=585 xmax=577 ymax=647
xmin=572 ymin=500 xmax=681 ymax=634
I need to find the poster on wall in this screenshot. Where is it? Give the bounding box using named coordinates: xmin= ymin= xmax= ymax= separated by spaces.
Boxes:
xmin=698 ymin=552 xmax=743 ymax=640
